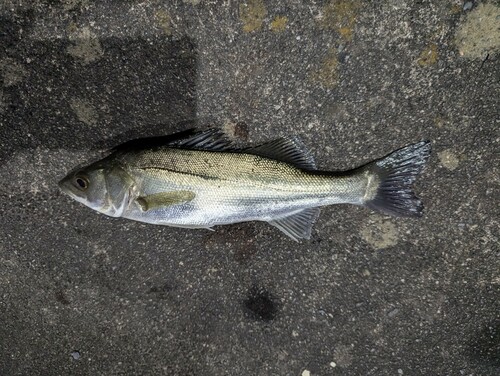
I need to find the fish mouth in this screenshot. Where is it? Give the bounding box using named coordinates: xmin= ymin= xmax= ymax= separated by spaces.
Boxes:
xmin=58 ymin=177 xmax=91 ymax=211
xmin=57 ymin=176 xmax=68 ymax=193
xmin=58 ymin=175 xmax=78 ymax=199
xmin=57 ymin=178 xmax=66 ymax=191
xmin=57 ymin=164 xmax=86 ymax=194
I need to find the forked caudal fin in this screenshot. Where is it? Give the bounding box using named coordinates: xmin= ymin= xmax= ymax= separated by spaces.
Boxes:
xmin=363 ymin=141 xmax=431 ymax=217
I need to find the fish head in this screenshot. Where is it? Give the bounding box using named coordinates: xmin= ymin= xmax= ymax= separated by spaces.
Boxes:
xmin=58 ymin=161 xmax=133 ymax=218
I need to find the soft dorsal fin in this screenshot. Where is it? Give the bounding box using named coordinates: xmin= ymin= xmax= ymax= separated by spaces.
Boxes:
xmin=137 ymin=190 xmax=195 ymax=211
xmin=171 ymin=128 xmax=234 ymax=151
xmin=248 ymin=137 xmax=316 ymax=170
xmin=268 ymin=208 xmax=321 ymax=241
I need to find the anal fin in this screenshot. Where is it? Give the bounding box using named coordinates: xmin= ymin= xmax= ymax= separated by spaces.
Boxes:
xmin=268 ymin=208 xmax=321 ymax=242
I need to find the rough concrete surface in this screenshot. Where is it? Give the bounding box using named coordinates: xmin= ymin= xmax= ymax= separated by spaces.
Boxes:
xmin=1 ymin=1 xmax=499 ymax=375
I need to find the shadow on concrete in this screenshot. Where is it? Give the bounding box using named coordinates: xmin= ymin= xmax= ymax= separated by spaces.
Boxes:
xmin=1 ymin=19 xmax=197 ymax=159
xmin=468 ymin=319 xmax=500 ymax=370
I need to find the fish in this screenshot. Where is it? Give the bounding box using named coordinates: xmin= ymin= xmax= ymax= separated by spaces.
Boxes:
xmin=58 ymin=128 xmax=431 ymax=241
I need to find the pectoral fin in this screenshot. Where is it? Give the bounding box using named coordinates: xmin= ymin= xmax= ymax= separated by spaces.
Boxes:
xmin=137 ymin=191 xmax=195 ymax=211
xmin=268 ymin=208 xmax=321 ymax=242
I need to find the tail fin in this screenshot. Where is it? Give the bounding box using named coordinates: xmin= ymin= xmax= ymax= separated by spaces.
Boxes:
xmin=363 ymin=141 xmax=431 ymax=217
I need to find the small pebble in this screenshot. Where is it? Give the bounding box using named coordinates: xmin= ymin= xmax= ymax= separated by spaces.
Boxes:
xmin=463 ymin=1 xmax=473 ymax=11
xmin=71 ymin=351 xmax=80 ymax=360
xmin=398 ymin=369 xmax=404 ymax=375
xmin=330 ymin=361 xmax=337 ymax=368
xmin=388 ymin=308 xmax=400 ymax=318
xmin=302 ymin=370 xmax=311 ymax=376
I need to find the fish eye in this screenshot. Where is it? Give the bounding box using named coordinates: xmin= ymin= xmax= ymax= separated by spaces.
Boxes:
xmin=73 ymin=175 xmax=89 ymax=190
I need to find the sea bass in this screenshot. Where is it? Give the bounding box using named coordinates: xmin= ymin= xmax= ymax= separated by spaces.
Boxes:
xmin=59 ymin=129 xmax=431 ymax=241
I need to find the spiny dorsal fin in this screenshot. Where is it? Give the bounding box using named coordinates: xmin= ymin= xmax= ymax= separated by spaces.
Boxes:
xmin=137 ymin=191 xmax=195 ymax=211
xmin=268 ymin=208 xmax=321 ymax=241
xmin=171 ymin=128 xmax=234 ymax=151
xmin=248 ymin=137 xmax=316 ymax=170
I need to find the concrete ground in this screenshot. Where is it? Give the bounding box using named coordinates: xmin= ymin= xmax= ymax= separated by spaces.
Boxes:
xmin=1 ymin=1 xmax=499 ymax=375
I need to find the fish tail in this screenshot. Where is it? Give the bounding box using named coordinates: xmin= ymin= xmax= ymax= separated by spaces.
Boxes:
xmin=362 ymin=141 xmax=431 ymax=217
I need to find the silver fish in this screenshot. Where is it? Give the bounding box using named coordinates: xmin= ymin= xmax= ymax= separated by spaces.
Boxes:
xmin=59 ymin=129 xmax=431 ymax=241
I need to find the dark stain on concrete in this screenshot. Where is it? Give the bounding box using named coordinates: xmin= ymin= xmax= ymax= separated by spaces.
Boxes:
xmin=243 ymin=286 xmax=277 ymax=321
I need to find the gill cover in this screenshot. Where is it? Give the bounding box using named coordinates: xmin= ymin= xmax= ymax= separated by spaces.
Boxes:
xmin=59 ymin=162 xmax=133 ymax=218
